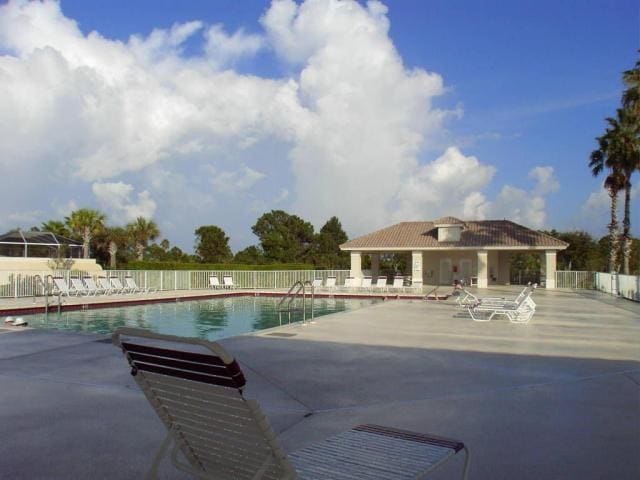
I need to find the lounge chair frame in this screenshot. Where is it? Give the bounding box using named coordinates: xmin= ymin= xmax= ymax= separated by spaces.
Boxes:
xmin=113 ymin=328 xmax=470 ymax=480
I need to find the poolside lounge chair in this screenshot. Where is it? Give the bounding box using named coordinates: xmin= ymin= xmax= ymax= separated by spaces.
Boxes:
xmin=97 ymin=277 xmax=116 ymax=295
xmin=83 ymin=276 xmax=106 ymax=295
xmin=52 ymin=277 xmax=74 ymax=296
xmin=467 ymin=288 xmax=536 ymax=323
xmin=112 ymin=327 xmax=470 ymax=480
xmin=209 ymin=275 xmax=221 ymax=289
xmin=125 ymin=276 xmax=157 ymax=294
xmin=110 ymin=277 xmax=131 ymax=294
xmin=311 ymin=278 xmax=322 ymax=290
xmin=374 ymin=276 xmax=388 ymax=291
xmin=325 ymin=276 xmax=337 ymax=290
xmin=391 ymin=276 xmax=405 ymax=292
xmin=70 ymin=278 xmax=91 ymax=296
xmin=361 ymin=276 xmax=372 ymax=291
xmin=223 ymin=275 xmax=234 ymax=289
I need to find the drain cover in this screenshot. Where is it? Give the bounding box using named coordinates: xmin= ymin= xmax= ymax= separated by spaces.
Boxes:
xmin=265 ymin=332 xmax=297 ymax=337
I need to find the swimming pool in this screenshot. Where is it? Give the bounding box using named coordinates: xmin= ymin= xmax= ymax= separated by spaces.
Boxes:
xmin=23 ymin=296 xmax=380 ymax=340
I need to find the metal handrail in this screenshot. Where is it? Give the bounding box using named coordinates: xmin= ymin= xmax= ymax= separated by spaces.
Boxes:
xmin=277 ymin=280 xmax=315 ymax=325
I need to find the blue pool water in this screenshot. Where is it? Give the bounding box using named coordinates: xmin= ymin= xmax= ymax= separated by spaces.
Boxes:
xmin=24 ymin=295 xmax=380 ymax=340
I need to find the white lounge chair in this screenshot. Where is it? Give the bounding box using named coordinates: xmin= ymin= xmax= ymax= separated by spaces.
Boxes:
xmin=83 ymin=276 xmax=106 ymax=296
xmin=52 ymin=277 xmax=74 ymax=296
xmin=97 ymin=277 xmax=115 ymax=295
xmin=125 ymin=276 xmax=157 ymax=294
xmin=113 ymin=327 xmax=470 ymax=480
xmin=342 ymin=277 xmax=355 ymax=290
xmin=391 ymin=276 xmax=404 ymax=292
xmin=110 ymin=277 xmax=131 ymax=294
xmin=374 ymin=276 xmax=388 ymax=291
xmin=467 ymin=289 xmax=536 ymax=323
xmin=223 ymin=275 xmax=234 ymax=289
xmin=361 ymin=276 xmax=372 ymax=291
xmin=325 ymin=276 xmax=337 ymax=289
xmin=70 ymin=278 xmax=90 ymax=296
xmin=209 ymin=275 xmax=221 ymax=289
xmin=311 ymin=278 xmax=322 ymax=289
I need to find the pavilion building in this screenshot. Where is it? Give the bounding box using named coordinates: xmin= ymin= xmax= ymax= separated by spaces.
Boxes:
xmin=340 ymin=217 xmax=568 ymax=289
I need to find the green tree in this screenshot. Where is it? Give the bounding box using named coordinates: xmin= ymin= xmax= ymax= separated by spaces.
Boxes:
xmin=622 ymin=51 xmax=640 ymax=116
xmin=589 ymin=107 xmax=639 ymax=274
xmin=40 ymin=220 xmax=71 ymax=238
xmin=310 ymin=216 xmax=349 ymax=268
xmin=233 ymin=246 xmax=265 ymax=264
xmin=251 ymin=210 xmax=314 ymax=263
xmin=64 ymin=208 xmax=106 ymax=259
xmin=127 ymin=217 xmax=160 ymax=261
xmin=194 ymin=225 xmax=232 ymax=263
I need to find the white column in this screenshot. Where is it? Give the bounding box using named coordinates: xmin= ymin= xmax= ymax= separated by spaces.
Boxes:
xmin=477 ymin=250 xmax=488 ymax=288
xmin=544 ymin=250 xmax=557 ymax=289
xmin=370 ymin=253 xmax=380 ymax=277
xmin=411 ymin=251 xmax=423 ymax=288
xmin=350 ymin=251 xmax=363 ymax=278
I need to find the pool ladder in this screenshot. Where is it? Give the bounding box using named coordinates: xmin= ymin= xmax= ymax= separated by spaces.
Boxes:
xmin=277 ymin=280 xmax=315 ymax=325
xmin=34 ymin=274 xmax=63 ymax=315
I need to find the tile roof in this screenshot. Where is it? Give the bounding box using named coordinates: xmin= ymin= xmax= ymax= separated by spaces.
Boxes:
xmin=432 ymin=216 xmax=464 ymax=226
xmin=340 ymin=220 xmax=569 ymax=250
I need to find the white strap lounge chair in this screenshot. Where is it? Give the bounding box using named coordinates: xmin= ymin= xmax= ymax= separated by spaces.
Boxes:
xmin=83 ymin=276 xmax=106 ymax=295
xmin=112 ymin=328 xmax=470 ymax=480
xmin=467 ymin=290 xmax=536 ymax=323
xmin=361 ymin=276 xmax=372 ymax=291
xmin=392 ymin=276 xmax=405 ymax=292
xmin=311 ymin=278 xmax=322 ymax=289
xmin=325 ymin=276 xmax=337 ymax=289
xmin=374 ymin=276 xmax=388 ymax=292
xmin=97 ymin=277 xmax=115 ymax=295
xmin=209 ymin=275 xmax=221 ymax=289
xmin=125 ymin=276 xmax=157 ymax=294
xmin=70 ymin=278 xmax=90 ymax=296
xmin=52 ymin=277 xmax=74 ymax=296
xmin=342 ymin=277 xmax=355 ymax=290
xmin=223 ymin=275 xmax=234 ymax=289
xmin=110 ymin=277 xmax=131 ymax=294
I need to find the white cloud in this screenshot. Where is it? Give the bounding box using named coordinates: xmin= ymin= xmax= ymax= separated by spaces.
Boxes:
xmin=529 ymin=166 xmax=560 ymax=196
xmin=204 ymin=24 xmax=265 ymax=68
xmin=92 ymin=182 xmax=157 ymax=224
xmin=211 ymin=164 xmax=266 ymax=193
xmin=0 ymin=0 xmax=562 ymax=249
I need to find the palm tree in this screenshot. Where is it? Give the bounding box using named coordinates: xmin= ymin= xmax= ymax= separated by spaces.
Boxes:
xmin=590 ymin=108 xmax=639 ymax=274
xmin=105 ymin=227 xmax=128 ymax=269
xmin=622 ymin=52 xmax=640 ymax=115
xmin=64 ymin=209 xmax=106 ymax=259
xmin=127 ymin=217 xmax=160 ymax=261
xmin=603 ymin=171 xmax=624 ymax=272
xmin=40 ymin=220 xmax=71 ymax=238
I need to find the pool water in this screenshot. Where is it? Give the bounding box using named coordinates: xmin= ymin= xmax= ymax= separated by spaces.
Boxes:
xmin=24 ymin=295 xmax=380 ymax=340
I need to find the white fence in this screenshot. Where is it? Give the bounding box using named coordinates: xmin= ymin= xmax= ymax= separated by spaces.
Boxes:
xmin=0 ymin=269 xmax=351 ymax=298
xmin=556 ymin=270 xmax=639 ymax=302
xmin=594 ymin=272 xmax=640 ymax=302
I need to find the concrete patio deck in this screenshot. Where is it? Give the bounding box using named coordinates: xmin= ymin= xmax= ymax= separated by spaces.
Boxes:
xmin=0 ymin=287 xmax=638 ymax=479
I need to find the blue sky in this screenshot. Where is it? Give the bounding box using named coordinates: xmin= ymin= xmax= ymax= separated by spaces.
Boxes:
xmin=0 ymin=0 xmax=638 ymax=252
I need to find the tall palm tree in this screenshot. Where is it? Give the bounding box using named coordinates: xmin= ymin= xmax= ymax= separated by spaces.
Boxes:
xmin=64 ymin=209 xmax=106 ymax=259
xmin=590 ymin=108 xmax=639 ymax=274
xmin=104 ymin=227 xmax=128 ymax=269
xmin=40 ymin=220 xmax=71 ymax=238
xmin=127 ymin=217 xmax=160 ymax=261
xmin=622 ymin=52 xmax=640 ymax=115
xmin=603 ymin=171 xmax=624 ymax=272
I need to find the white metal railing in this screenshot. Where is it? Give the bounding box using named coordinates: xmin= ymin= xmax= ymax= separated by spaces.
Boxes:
xmin=556 ymin=270 xmax=639 ymax=302
xmin=555 ymin=271 xmax=596 ymax=289
xmin=0 ymin=269 xmax=351 ymax=298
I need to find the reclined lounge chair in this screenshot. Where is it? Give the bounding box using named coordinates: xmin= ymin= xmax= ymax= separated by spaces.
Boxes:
xmin=209 ymin=275 xmax=221 ymax=289
xmin=466 ymin=288 xmax=536 ymax=324
xmin=113 ymin=327 xmax=470 ymax=480
xmin=125 ymin=276 xmax=157 ymax=294
xmin=223 ymin=275 xmax=235 ymax=289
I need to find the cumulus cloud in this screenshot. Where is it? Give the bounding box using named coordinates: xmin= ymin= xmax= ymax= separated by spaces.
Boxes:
xmin=0 ymin=0 xmax=559 ymax=249
xmin=92 ymin=182 xmax=157 ymax=224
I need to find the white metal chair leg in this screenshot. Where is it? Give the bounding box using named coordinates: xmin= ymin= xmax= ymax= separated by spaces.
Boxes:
xmin=145 ymin=429 xmax=174 ymax=480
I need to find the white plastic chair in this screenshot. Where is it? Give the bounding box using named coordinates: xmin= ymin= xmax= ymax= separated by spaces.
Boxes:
xmin=209 ymin=275 xmax=221 ymax=289
xmin=223 ymin=275 xmax=234 ymax=289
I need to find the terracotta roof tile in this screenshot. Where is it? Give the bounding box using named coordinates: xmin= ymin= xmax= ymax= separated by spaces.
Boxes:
xmin=340 ymin=220 xmax=568 ymax=250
